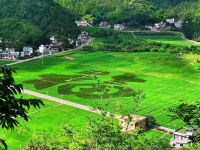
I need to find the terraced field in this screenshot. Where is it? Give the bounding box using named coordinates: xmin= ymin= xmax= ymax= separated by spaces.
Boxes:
xmin=9 ymin=50 xmax=200 ymax=129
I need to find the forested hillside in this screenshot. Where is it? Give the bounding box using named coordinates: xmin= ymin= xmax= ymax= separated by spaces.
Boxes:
xmin=55 ymin=0 xmax=164 ymax=27
xmin=55 ymin=0 xmax=200 ymax=41
xmin=0 ymin=0 xmax=79 ymax=50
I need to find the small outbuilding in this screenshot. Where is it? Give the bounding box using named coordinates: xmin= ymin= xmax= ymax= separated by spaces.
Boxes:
xmin=75 ymin=21 xmax=91 ymax=27
xmin=99 ymin=21 xmax=111 ymax=28
xmin=166 ymin=18 xmax=175 ymax=24
xmin=119 ymin=114 xmax=147 ymax=132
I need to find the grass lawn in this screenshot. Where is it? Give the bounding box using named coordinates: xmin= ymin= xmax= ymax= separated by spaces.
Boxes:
xmin=9 ymin=49 xmax=200 ymax=129
xmin=133 ymin=31 xmax=199 ymax=46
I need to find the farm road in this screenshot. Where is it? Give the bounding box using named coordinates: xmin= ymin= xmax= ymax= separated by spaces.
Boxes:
xmin=23 ymin=89 xmax=175 ymax=134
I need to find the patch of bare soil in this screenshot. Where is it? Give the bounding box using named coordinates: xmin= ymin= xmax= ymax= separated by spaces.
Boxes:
xmin=62 ymin=56 xmax=75 ymax=60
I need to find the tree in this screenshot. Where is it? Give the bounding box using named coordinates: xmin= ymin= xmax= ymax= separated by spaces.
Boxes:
xmin=169 ymin=102 xmax=200 ymax=128
xmin=0 ymin=66 xmax=43 ymax=149
xmin=81 ymin=14 xmax=94 ymax=24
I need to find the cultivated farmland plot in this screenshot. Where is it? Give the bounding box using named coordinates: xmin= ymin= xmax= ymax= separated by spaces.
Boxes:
xmin=9 ymin=50 xmax=200 ymax=129
xmin=134 ymin=31 xmax=198 ymax=46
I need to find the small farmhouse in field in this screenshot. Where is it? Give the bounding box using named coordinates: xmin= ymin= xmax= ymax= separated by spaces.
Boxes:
xmin=114 ymin=24 xmax=126 ymax=31
xmin=99 ymin=21 xmax=111 ymax=28
xmin=170 ymin=128 xmax=195 ymax=148
xmin=23 ymin=47 xmax=33 ymax=56
xmin=119 ymin=114 xmax=147 ymax=132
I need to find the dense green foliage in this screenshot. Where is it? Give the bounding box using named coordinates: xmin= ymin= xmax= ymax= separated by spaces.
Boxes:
xmin=0 ymin=67 xmax=43 ymax=149
xmin=0 ymin=0 xmax=79 ymax=50
xmin=169 ymin=102 xmax=200 ymax=128
xmin=55 ymin=0 xmax=164 ymax=27
xmin=0 ymin=18 xmax=42 ymax=50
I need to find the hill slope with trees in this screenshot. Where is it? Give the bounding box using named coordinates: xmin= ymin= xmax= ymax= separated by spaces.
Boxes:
xmin=0 ymin=0 xmax=79 ymax=50
xmin=55 ymin=0 xmax=200 ymax=41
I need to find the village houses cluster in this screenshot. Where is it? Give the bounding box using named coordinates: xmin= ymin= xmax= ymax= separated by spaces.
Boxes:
xmin=145 ymin=18 xmax=183 ymax=31
xmin=76 ymin=20 xmax=127 ymax=31
xmin=0 ymin=31 xmax=90 ymax=60
xmin=0 ymin=36 xmax=61 ymax=60
xmin=76 ymin=18 xmax=183 ymax=32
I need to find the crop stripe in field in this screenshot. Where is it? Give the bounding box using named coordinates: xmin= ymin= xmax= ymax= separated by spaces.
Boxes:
xmin=28 ymin=104 xmax=62 ymax=115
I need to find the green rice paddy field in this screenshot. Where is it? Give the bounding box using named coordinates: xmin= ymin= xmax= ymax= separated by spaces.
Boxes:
xmin=0 ymin=94 xmax=105 ymax=149
xmin=0 ymin=31 xmax=199 ymax=149
xmin=134 ymin=31 xmax=198 ymax=46
xmin=7 ymin=50 xmax=200 ymax=129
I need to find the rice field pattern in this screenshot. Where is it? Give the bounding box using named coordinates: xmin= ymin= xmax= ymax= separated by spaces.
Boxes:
xmin=24 ymin=72 xmax=145 ymax=99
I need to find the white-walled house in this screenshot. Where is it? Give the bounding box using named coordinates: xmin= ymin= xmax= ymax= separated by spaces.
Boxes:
xmin=38 ymin=45 xmax=48 ymax=54
xmin=23 ymin=47 xmax=33 ymax=56
xmin=0 ymin=48 xmax=20 ymax=59
xmin=166 ymin=18 xmax=175 ymax=24
xmin=170 ymin=128 xmax=195 ymax=148
xmin=75 ymin=21 xmax=91 ymax=27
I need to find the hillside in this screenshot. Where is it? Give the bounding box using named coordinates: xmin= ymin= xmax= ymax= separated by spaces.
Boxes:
xmin=55 ymin=0 xmax=200 ymax=41
xmin=55 ymin=0 xmax=164 ymax=27
xmin=0 ymin=0 xmax=79 ymax=50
